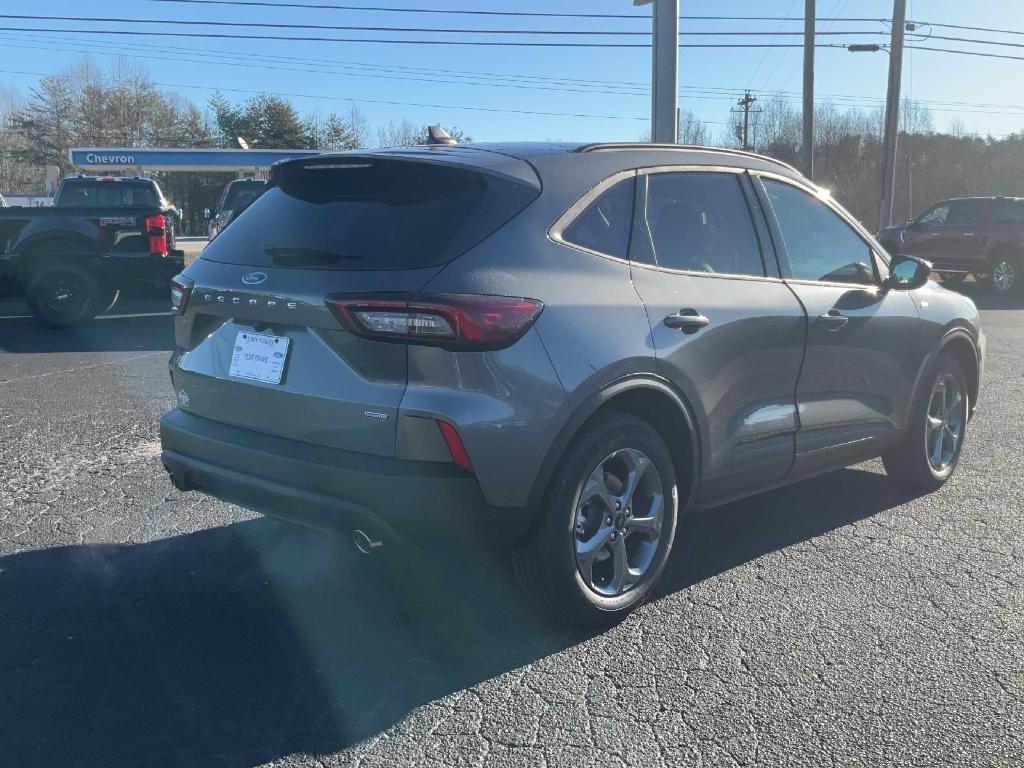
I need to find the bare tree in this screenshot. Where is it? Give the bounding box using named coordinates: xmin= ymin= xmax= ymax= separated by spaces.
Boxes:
xmin=376 ymin=118 xmax=419 ymax=148
xmin=678 ymin=109 xmax=707 ymax=145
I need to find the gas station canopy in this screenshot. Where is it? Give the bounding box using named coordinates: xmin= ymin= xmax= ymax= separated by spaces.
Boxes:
xmin=68 ymin=147 xmax=322 ymax=174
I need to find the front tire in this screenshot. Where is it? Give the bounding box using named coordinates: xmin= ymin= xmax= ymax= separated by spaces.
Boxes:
xmin=25 ymin=264 xmax=105 ymax=328
xmin=883 ymin=352 xmax=969 ymax=493
xmin=513 ymin=413 xmax=679 ymax=627
xmin=938 ymin=271 xmax=967 ymax=289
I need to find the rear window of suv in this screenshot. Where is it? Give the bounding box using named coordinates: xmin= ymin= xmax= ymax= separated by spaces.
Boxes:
xmin=202 ymin=158 xmax=541 ymax=270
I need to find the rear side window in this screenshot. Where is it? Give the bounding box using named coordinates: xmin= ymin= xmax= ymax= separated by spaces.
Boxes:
xmin=203 ymin=159 xmax=540 ymax=270
xmin=644 ymin=172 xmax=765 ymax=277
xmin=991 ymin=199 xmax=1024 ymax=222
xmin=561 ymin=176 xmax=635 ymax=259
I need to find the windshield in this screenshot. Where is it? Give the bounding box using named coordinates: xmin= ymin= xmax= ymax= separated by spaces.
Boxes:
xmin=202 ymin=158 xmax=540 ymax=269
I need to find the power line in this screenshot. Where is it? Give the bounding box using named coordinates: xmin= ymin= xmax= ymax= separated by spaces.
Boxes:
xmin=142 ymin=0 xmax=651 ymax=19
xmin=0 ymin=28 xmax=863 ymax=48
xmin=927 ymin=33 xmax=1024 ymax=50
xmin=0 ymin=15 xmax=888 ymax=37
xmin=4 ymin=31 xmax=1024 ymax=118
xmin=911 ymin=20 xmax=1024 ymax=37
xmin=0 ymin=65 xmax=659 ymax=123
xmin=908 ymin=44 xmax=1024 ymax=63
xmin=140 ymin=0 xmax=887 ymax=24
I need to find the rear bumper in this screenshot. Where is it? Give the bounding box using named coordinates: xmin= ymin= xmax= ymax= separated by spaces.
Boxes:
xmin=159 ymin=408 xmax=534 ymax=545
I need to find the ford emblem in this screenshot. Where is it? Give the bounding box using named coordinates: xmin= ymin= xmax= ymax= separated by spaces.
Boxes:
xmin=241 ymin=271 xmax=268 ymax=285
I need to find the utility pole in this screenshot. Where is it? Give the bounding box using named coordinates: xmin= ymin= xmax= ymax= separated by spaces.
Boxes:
xmin=736 ymin=91 xmax=759 ymax=151
xmin=878 ymin=0 xmax=907 ymax=229
xmin=801 ymin=0 xmax=815 ymax=179
xmin=636 ymin=0 xmax=679 ymax=143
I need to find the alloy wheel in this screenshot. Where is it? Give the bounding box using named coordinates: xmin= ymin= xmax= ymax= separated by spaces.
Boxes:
xmin=925 ymin=372 xmax=966 ymax=473
xmin=573 ymin=448 xmax=664 ymax=597
xmin=992 ymin=259 xmax=1016 ymax=293
xmin=43 ymin=276 xmax=89 ymax=320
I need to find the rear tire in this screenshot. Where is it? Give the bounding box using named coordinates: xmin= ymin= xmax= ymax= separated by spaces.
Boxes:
xmin=987 ymin=253 xmax=1019 ymax=294
xmin=883 ymin=352 xmax=969 ymax=493
xmin=25 ymin=264 xmax=105 ymax=328
xmin=513 ymin=412 xmax=679 ymax=627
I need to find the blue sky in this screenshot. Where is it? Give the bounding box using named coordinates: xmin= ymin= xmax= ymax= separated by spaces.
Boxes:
xmin=1 ymin=0 xmax=1023 ymax=143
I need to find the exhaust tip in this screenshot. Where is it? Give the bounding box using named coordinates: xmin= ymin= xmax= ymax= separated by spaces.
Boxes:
xmin=352 ymin=528 xmax=384 ymax=555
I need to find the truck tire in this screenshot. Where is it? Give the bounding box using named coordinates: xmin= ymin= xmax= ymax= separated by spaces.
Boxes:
xmin=25 ymin=264 xmax=106 ymax=328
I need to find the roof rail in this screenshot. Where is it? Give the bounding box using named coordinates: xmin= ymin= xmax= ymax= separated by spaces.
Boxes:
xmin=574 ymin=143 xmax=802 ymax=175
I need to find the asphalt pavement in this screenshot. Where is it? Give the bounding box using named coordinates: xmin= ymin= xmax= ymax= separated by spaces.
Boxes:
xmin=0 ymin=285 xmax=1021 ymax=767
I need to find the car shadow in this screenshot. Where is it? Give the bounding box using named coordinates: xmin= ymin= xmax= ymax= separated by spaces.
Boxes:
xmin=0 ymin=293 xmax=173 ymax=353
xmin=0 ymin=466 xmax=908 ymax=766
xmin=942 ymin=281 xmax=1024 ymax=310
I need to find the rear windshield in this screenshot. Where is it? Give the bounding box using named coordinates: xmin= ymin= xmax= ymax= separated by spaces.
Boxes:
xmin=202 ymin=158 xmax=540 ymax=270
xmin=57 ymin=181 xmax=161 ymax=208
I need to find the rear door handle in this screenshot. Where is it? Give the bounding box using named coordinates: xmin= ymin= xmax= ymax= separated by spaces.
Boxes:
xmin=663 ymin=309 xmax=710 ymax=333
xmin=816 ymin=310 xmax=849 ymax=331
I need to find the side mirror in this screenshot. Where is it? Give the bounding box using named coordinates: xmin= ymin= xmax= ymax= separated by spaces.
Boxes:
xmin=203 ymin=208 xmax=211 ymax=220
xmin=888 ymin=256 xmax=931 ymax=291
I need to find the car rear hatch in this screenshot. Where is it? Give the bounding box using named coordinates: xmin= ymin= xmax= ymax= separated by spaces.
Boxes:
xmin=171 ymin=148 xmax=541 ymax=458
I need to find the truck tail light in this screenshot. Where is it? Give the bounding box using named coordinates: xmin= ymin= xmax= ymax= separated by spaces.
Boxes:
xmin=325 ymin=293 xmax=544 ymax=351
xmin=171 ymin=274 xmax=193 ymax=314
xmin=146 ymin=214 xmax=168 ymax=255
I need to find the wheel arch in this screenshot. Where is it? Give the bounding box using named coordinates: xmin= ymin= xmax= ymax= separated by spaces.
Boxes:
xmin=939 ymin=328 xmax=981 ymax=417
xmin=527 ymin=375 xmax=702 ymax=515
xmin=14 ymin=234 xmax=101 ymax=281
xmin=985 ymin=239 xmax=1023 ymax=264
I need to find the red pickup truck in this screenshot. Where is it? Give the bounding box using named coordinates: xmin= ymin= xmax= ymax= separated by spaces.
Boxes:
xmin=877 ymin=196 xmax=1022 ymax=294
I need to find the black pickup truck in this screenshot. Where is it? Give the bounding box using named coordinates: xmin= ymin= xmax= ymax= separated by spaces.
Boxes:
xmin=0 ymin=176 xmax=184 ymax=326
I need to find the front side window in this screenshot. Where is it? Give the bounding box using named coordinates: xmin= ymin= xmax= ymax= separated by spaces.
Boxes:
xmin=762 ymin=179 xmax=876 ymax=285
xmin=644 ymin=172 xmax=765 ymax=277
xmin=561 ymin=176 xmax=635 ymax=259
xmin=917 ymin=202 xmax=950 ymax=226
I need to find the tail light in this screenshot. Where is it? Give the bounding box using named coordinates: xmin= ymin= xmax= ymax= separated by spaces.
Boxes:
xmin=146 ymin=214 xmax=167 ymax=255
xmin=325 ymin=293 xmax=544 ymax=351
xmin=170 ymin=274 xmax=193 ymax=314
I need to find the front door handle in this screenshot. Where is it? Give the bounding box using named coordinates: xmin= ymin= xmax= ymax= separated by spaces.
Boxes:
xmin=817 ymin=310 xmax=849 ymax=331
xmin=663 ymin=309 xmax=710 ymax=333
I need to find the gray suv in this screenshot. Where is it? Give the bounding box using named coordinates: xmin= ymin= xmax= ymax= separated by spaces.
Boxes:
xmin=161 ymin=143 xmax=984 ymax=625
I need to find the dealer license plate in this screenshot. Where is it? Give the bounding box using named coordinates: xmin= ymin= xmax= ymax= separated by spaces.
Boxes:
xmin=229 ymin=332 xmax=290 ymax=384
